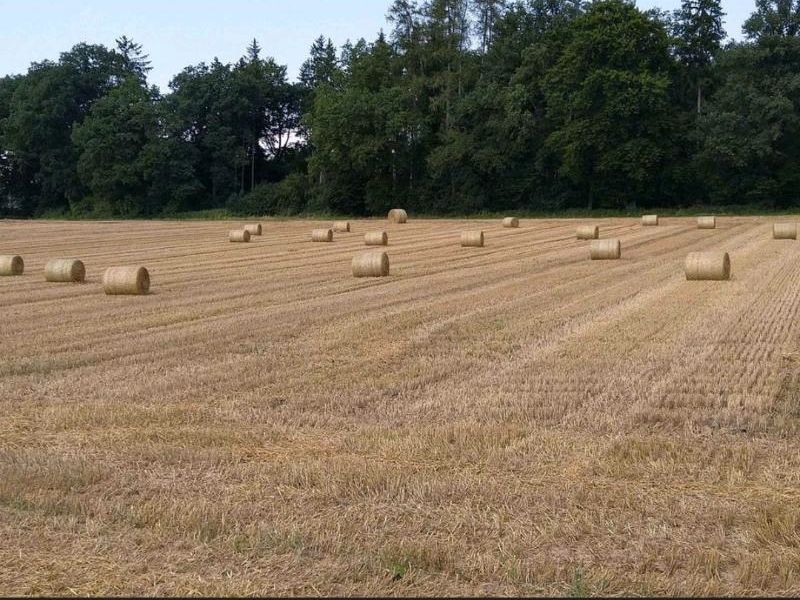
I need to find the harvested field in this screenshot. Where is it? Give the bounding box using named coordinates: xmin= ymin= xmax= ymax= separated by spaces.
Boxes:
xmin=2 ymin=216 xmax=800 ymax=596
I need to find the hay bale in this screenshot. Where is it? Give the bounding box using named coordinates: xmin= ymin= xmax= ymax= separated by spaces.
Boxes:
xmin=388 ymin=209 xmax=408 ymax=224
xmin=576 ymin=225 xmax=599 ymax=240
xmin=461 ymin=231 xmax=485 ymax=247
xmin=773 ymin=223 xmax=797 ymax=240
xmin=685 ymin=252 xmax=730 ymax=281
xmin=642 ymin=215 xmax=659 ymax=226
xmin=44 ymin=259 xmax=85 ymax=283
xmin=333 ymin=221 xmax=351 ymax=232
xmin=103 ymin=266 xmax=150 ymax=295
xmin=352 ymin=251 xmax=390 ymax=277
xmin=590 ymin=239 xmax=621 ymax=260
xmin=312 ymin=228 xmax=333 ymax=242
xmin=0 ymin=255 xmax=24 ymax=276
xmin=365 ymin=231 xmax=388 ymax=246
xmin=244 ymin=223 xmax=262 ymax=236
xmin=229 ymin=229 xmax=251 ymax=242
xmin=502 ymin=217 xmax=519 ymax=228
xmin=697 ymin=216 xmax=716 ymax=229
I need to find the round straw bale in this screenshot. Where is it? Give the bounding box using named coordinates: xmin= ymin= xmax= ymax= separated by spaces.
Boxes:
xmin=244 ymin=223 xmax=262 ymax=236
xmin=333 ymin=221 xmax=351 ymax=232
xmin=697 ymin=216 xmax=716 ymax=229
xmin=502 ymin=217 xmax=519 ymax=228
xmin=0 ymin=255 xmax=24 ymax=276
xmin=576 ymin=225 xmax=599 ymax=240
xmin=352 ymin=251 xmax=390 ymax=277
xmin=590 ymin=239 xmax=621 ymax=260
xmin=461 ymin=231 xmax=485 ymax=247
xmin=773 ymin=223 xmax=797 ymax=240
xmin=312 ymin=228 xmax=333 ymax=242
xmin=388 ymin=209 xmax=408 ymax=223
xmin=685 ymin=252 xmax=730 ymax=281
xmin=103 ymin=266 xmax=150 ymax=295
xmin=229 ymin=229 xmax=250 ymax=242
xmin=642 ymin=215 xmax=659 ymax=226
xmin=45 ymin=259 xmax=85 ymax=283
xmin=365 ymin=231 xmax=388 ymax=246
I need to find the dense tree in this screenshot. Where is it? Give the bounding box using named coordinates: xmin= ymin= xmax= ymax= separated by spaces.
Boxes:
xmin=307 ymin=34 xmax=405 ymax=214
xmin=71 ymin=79 xmax=155 ymax=215
xmin=116 ymin=36 xmax=152 ymax=85
xmin=70 ymin=74 xmax=202 ymax=216
xmin=167 ymin=60 xmax=241 ymax=205
xmin=743 ymin=0 xmax=800 ymax=39
xmin=700 ymin=36 xmax=800 ymax=207
xmin=673 ymin=0 xmax=725 ymax=114
xmin=138 ymin=126 xmax=204 ymax=214
xmin=166 ymin=43 xmax=303 ymax=210
xmin=1 ymin=44 xmax=128 ymax=215
xmin=0 ymin=75 xmax=24 ymax=215
xmin=543 ymin=0 xmax=674 ymax=209
xmin=2 ymin=0 xmax=800 ymax=218
xmin=473 ymin=0 xmax=507 ymax=53
xmin=299 ymin=36 xmax=339 ymax=91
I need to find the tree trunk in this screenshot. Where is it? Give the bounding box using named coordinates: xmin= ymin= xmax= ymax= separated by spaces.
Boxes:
xmin=240 ymin=145 xmax=245 ymax=195
xmin=391 ymin=150 xmax=396 ymax=194
xmin=446 ymin=63 xmax=452 ymax=131
xmin=697 ymin=83 xmax=702 ymax=115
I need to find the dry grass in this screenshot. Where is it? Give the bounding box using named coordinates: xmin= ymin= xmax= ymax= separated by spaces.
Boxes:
xmin=1 ymin=216 xmax=800 ymax=596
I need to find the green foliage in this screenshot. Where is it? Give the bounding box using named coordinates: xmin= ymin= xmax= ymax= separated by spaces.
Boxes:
xmin=672 ymin=0 xmax=725 ymax=114
xmin=699 ymin=36 xmax=800 ymax=207
xmin=744 ymin=0 xmax=800 ymax=39
xmin=543 ymin=0 xmax=675 ymax=209
xmin=71 ymin=80 xmax=154 ymax=216
xmin=1 ymin=44 xmax=126 ymax=215
xmin=228 ymin=172 xmax=308 ymax=216
xmin=299 ymin=36 xmax=339 ymax=91
xmin=166 ymin=48 xmax=302 ymax=207
xmin=2 ymin=0 xmax=800 ymax=218
xmin=569 ymin=567 xmax=589 ymax=597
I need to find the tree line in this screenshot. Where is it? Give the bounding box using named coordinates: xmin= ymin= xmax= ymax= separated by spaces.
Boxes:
xmin=1 ymin=0 xmax=799 ymax=218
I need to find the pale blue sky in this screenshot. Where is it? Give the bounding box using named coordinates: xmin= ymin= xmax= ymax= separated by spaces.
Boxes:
xmin=1 ymin=0 xmax=754 ymax=91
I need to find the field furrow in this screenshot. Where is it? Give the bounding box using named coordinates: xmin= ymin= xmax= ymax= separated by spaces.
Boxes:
xmin=2 ymin=216 xmax=800 ymax=596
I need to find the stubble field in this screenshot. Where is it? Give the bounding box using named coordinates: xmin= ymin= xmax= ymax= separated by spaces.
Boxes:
xmin=2 ymin=216 xmax=800 ymax=596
